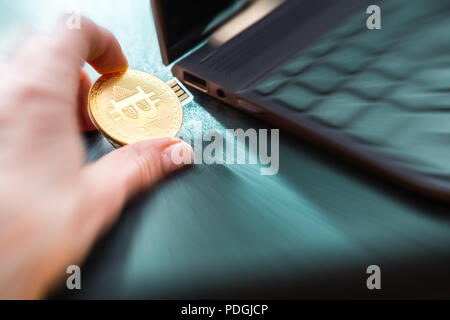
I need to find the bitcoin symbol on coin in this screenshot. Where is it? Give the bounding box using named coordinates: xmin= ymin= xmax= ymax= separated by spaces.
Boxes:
xmin=109 ymin=86 xmax=160 ymax=128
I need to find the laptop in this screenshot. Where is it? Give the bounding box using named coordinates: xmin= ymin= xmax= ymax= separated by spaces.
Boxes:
xmin=152 ymin=0 xmax=450 ymax=202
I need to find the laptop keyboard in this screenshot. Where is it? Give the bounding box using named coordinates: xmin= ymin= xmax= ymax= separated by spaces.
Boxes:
xmin=251 ymin=0 xmax=450 ymax=178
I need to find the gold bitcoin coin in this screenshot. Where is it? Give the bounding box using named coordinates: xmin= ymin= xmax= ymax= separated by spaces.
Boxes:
xmin=88 ymin=69 xmax=183 ymax=145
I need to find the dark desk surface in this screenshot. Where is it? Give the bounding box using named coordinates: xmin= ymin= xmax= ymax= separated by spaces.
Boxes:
xmin=2 ymin=0 xmax=450 ymax=299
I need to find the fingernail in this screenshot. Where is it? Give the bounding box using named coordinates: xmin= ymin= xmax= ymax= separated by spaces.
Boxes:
xmin=161 ymin=140 xmax=193 ymax=173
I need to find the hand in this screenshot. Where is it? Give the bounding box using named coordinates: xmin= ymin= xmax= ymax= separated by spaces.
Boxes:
xmin=0 ymin=17 xmax=193 ymax=299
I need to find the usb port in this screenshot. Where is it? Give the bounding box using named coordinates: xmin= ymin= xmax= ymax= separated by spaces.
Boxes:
xmin=184 ymin=72 xmax=208 ymax=93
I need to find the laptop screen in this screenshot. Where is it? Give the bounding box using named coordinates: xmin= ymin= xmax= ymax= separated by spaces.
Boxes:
xmin=152 ymin=0 xmax=250 ymax=64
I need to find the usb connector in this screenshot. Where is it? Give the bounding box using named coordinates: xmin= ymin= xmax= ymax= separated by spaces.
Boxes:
xmin=167 ymin=77 xmax=193 ymax=106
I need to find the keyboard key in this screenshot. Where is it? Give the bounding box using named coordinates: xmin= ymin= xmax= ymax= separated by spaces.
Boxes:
xmin=368 ymin=51 xmax=416 ymax=79
xmin=308 ymin=92 xmax=367 ymax=128
xmin=305 ymin=36 xmax=340 ymax=57
xmin=347 ymin=104 xmax=411 ymax=145
xmin=322 ymin=47 xmax=372 ymax=74
xmin=279 ymin=53 xmax=315 ymax=76
xmin=272 ymin=85 xmax=319 ymax=111
xmin=412 ymin=68 xmax=450 ymax=91
xmin=387 ymin=113 xmax=450 ymax=175
xmin=388 ymin=86 xmax=450 ymax=110
xmin=295 ymin=65 xmax=347 ymax=93
xmin=406 ymin=142 xmax=450 ymax=176
xmin=254 ymin=73 xmax=287 ymax=95
xmin=344 ymin=71 xmax=397 ymax=100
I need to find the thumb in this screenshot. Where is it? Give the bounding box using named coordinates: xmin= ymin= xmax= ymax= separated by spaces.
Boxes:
xmin=80 ymin=137 xmax=193 ymax=233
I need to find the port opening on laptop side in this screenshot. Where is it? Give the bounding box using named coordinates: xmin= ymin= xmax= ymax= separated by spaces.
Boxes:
xmin=183 ymin=72 xmax=208 ymax=93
